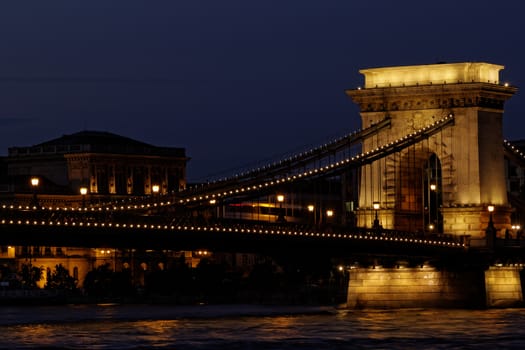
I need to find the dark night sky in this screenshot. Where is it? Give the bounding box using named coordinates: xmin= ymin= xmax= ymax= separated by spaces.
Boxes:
xmin=0 ymin=1 xmax=524 ymax=181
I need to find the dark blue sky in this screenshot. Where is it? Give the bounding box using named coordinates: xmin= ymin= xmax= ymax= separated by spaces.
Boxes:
xmin=0 ymin=1 xmax=523 ymax=181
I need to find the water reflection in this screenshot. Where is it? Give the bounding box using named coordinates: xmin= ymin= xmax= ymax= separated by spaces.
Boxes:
xmin=0 ymin=305 xmax=524 ymax=349
xmin=345 ymin=308 xmax=525 ymax=345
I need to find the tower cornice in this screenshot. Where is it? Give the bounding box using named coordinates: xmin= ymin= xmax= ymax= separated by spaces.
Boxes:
xmin=346 ymin=82 xmax=517 ymax=113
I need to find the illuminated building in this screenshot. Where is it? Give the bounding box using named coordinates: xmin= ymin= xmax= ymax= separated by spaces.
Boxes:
xmin=5 ymin=130 xmax=188 ymax=200
xmin=0 ymin=131 xmax=189 ymax=290
xmin=347 ymin=62 xmax=517 ymax=238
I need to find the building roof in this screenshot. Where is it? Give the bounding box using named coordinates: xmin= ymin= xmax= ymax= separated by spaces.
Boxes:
xmin=8 ymin=130 xmax=187 ymax=158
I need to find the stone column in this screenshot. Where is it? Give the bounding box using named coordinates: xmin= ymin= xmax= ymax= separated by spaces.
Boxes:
xmin=162 ymin=167 xmax=168 ymax=195
xmin=145 ymin=165 xmax=151 ymax=195
xmin=109 ymin=163 xmax=116 ymax=194
xmin=126 ymin=166 xmax=133 ymax=195
xmin=90 ymin=164 xmax=98 ymax=194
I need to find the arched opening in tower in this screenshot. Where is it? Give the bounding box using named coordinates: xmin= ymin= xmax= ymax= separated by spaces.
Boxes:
xmin=396 ymin=147 xmax=443 ymax=234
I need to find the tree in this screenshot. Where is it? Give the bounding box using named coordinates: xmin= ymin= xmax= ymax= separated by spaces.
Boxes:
xmin=20 ymin=263 xmax=43 ymax=289
xmin=83 ymin=264 xmax=114 ymax=297
xmin=83 ymin=264 xmax=133 ymax=298
xmin=45 ymin=264 xmax=77 ymax=291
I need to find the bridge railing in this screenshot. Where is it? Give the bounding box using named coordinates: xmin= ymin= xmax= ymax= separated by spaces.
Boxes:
xmin=0 ymin=205 xmax=465 ymax=245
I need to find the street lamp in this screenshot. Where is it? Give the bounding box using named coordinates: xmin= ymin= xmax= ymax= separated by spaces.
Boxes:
xmin=486 ymin=205 xmax=496 ymax=249
xmin=373 ymin=201 xmax=380 ymax=229
xmin=326 ymin=209 xmax=334 ymax=225
xmin=513 ymin=224 xmax=522 ymax=240
xmin=488 ymin=205 xmax=495 ymax=226
xmin=80 ymin=187 xmax=88 ymax=208
xmin=276 ymin=194 xmax=285 ymax=222
xmin=152 ymin=184 xmax=160 ymax=195
xmin=30 ymin=177 xmax=39 ymax=208
xmin=326 ymin=209 xmax=334 ymax=218
xmin=210 ymin=199 xmax=220 ymax=219
xmin=307 ymin=204 xmax=315 ymax=226
xmin=428 ymin=182 xmax=438 ymax=232
xmin=151 ymin=184 xmax=160 ymax=205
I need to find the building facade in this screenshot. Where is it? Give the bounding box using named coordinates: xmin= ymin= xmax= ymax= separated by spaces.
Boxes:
xmin=6 ymin=130 xmax=189 ymax=198
xmin=0 ymin=131 xmax=190 ymax=291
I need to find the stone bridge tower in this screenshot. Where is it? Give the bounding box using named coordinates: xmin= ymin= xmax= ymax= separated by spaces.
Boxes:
xmin=346 ymin=62 xmax=516 ymax=238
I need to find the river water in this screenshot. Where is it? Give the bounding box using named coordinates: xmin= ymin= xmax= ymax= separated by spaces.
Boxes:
xmin=0 ymin=303 xmax=524 ymax=349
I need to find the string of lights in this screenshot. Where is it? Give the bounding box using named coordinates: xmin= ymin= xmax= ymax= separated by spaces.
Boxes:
xmin=1 ymin=114 xmax=454 ymax=213
xmin=0 ymin=215 xmax=465 ymax=249
xmin=177 ymin=114 xmax=455 ymax=206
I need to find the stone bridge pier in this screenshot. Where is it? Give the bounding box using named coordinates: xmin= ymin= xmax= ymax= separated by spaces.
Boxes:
xmin=345 ymin=264 xmax=523 ymax=309
xmin=347 ymin=62 xmax=517 ymax=239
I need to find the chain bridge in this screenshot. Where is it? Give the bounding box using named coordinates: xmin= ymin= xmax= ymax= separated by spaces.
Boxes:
xmin=0 ymin=114 xmax=465 ymax=252
xmin=1 ymin=62 xmax=524 ymax=308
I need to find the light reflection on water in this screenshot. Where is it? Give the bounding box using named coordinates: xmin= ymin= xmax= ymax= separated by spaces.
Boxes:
xmin=0 ymin=304 xmax=524 ymax=349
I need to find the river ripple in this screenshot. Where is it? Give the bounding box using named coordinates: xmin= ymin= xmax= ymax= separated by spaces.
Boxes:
xmin=0 ymin=304 xmax=524 ymax=349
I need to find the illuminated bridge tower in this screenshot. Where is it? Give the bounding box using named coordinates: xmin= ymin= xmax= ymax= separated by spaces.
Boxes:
xmin=347 ymin=62 xmax=516 ymax=238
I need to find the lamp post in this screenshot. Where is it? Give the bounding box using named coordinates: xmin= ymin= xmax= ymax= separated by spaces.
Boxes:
xmin=152 ymin=184 xmax=160 ymax=196
xmin=326 ymin=209 xmax=334 ymax=226
xmin=513 ymin=224 xmax=522 ymax=240
xmin=30 ymin=177 xmax=39 ymax=208
xmin=488 ymin=205 xmax=495 ymax=226
xmin=80 ymin=187 xmax=88 ymax=208
xmin=209 ymin=199 xmax=219 ymax=219
xmin=486 ymin=205 xmax=496 ymax=249
xmin=373 ymin=201 xmax=380 ymax=229
xmin=152 ymin=184 xmax=160 ymax=204
xmin=276 ymin=194 xmax=285 ymax=223
xmin=429 ymin=182 xmax=443 ymax=233
xmin=307 ymin=204 xmax=315 ymax=226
